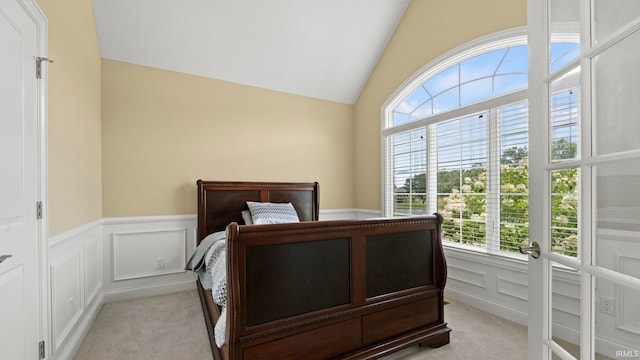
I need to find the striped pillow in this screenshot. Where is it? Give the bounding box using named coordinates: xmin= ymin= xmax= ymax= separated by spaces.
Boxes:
xmin=246 ymin=201 xmax=300 ymax=225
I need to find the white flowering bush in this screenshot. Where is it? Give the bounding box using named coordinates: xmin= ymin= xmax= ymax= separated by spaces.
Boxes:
xmin=551 ymin=168 xmax=579 ymax=256
xmin=397 ymin=144 xmax=579 ymax=256
xmin=434 ymin=162 xmax=531 ymax=252
xmin=437 ymin=167 xmax=489 ymax=248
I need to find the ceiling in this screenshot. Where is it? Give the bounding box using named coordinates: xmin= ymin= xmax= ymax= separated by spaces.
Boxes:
xmin=92 ymin=0 xmax=410 ymax=105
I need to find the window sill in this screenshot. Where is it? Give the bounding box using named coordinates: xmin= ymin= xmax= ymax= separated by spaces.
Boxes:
xmin=443 ymin=242 xmax=529 ymax=269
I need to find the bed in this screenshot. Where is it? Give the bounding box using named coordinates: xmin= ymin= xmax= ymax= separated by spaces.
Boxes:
xmin=193 ymin=180 xmax=450 ymax=359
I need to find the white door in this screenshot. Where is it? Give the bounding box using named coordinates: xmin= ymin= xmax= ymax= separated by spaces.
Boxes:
xmin=0 ymin=0 xmax=45 ymax=359
xmin=527 ymin=1 xmax=640 ymax=359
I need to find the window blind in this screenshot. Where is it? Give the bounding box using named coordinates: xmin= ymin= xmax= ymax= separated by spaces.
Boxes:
xmin=498 ymin=100 xmax=529 ymax=253
xmin=386 ymin=101 xmax=532 ymax=254
xmin=388 ymin=128 xmax=427 ymax=216
xmin=435 ymin=113 xmax=488 ymax=248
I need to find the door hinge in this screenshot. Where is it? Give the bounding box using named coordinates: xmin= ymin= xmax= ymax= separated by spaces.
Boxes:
xmin=37 ymin=201 xmax=43 ymax=219
xmin=39 ymin=340 xmax=45 ymax=359
xmin=35 ymin=57 xmax=53 ymax=79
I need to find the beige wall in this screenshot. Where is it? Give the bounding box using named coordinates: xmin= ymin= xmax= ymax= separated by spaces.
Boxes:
xmin=101 ymin=60 xmax=354 ymax=217
xmin=36 ymin=0 xmax=527 ymax=232
xmin=354 ymin=0 xmax=526 ymax=211
xmin=37 ymin=0 xmax=102 ymax=236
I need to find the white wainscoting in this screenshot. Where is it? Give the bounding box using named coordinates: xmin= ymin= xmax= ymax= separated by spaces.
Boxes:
xmin=102 ymin=215 xmax=198 ymax=303
xmin=595 ymin=228 xmax=640 ymax=354
xmin=441 ymin=232 xmax=639 ymax=357
xmin=50 ymin=249 xmax=82 ymax=351
xmin=321 ymin=209 xmax=380 ymax=220
xmin=101 ymin=209 xmax=363 ymax=303
xmin=47 ymin=220 xmax=103 ymax=360
xmin=443 ymin=246 xmax=530 ymax=325
xmin=52 ymin=210 xmax=638 ymax=359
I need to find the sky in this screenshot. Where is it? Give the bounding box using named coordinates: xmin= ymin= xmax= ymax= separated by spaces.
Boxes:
xmin=393 ymin=42 xmax=580 ymax=127
xmin=390 ymin=41 xmax=581 ymax=187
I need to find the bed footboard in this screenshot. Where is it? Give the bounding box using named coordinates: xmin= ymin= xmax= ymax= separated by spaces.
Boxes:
xmin=225 ymin=215 xmax=449 ymax=359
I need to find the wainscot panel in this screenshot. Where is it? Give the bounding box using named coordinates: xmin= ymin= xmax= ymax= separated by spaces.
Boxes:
xmin=84 ymin=238 xmax=101 ymax=306
xmin=51 ymin=250 xmax=83 ymax=350
xmin=112 ymin=229 xmax=187 ymax=281
xmin=47 ymin=220 xmax=103 ymax=359
xmin=596 ymin=228 xmax=640 ymax=355
xmin=102 ymin=215 xmax=197 ymax=302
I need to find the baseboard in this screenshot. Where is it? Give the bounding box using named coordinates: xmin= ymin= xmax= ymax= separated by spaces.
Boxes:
xmin=444 ymin=287 xmax=528 ymax=327
xmin=103 ymin=278 xmax=196 ymax=303
xmin=53 ymin=291 xmax=103 ymax=360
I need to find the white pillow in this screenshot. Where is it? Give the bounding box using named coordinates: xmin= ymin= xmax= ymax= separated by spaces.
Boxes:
xmin=246 ymin=201 xmax=300 ymax=225
xmin=241 ymin=210 xmax=253 ymax=225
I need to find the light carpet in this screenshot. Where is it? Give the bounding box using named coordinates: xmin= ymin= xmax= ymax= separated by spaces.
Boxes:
xmin=75 ymin=290 xmax=528 ymax=360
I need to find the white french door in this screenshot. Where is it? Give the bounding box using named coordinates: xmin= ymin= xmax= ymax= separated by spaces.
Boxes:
xmin=527 ymin=0 xmax=640 ymax=359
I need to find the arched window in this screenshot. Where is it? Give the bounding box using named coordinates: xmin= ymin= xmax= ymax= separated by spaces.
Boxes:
xmin=382 ymin=28 xmax=580 ymax=256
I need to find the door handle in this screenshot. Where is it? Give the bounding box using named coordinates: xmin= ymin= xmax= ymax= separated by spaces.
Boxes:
xmin=519 ymin=242 xmax=540 ymax=258
xmin=0 ymin=254 xmax=12 ymax=264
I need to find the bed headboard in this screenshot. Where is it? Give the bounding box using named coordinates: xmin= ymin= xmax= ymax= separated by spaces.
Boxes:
xmin=196 ymin=180 xmax=320 ymax=243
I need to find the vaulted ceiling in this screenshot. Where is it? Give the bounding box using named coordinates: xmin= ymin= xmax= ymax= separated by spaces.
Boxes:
xmin=92 ymin=0 xmax=410 ymax=105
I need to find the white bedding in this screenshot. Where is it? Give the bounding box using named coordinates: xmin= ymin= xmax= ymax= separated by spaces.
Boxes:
xmin=186 ymin=202 xmax=302 ymax=348
xmin=187 ymin=231 xmax=228 ymax=348
xmin=203 ymin=233 xmax=228 ymax=347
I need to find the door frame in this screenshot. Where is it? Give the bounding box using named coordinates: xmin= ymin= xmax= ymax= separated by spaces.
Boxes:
xmin=526 ymin=0 xmax=550 ymax=357
xmin=20 ymin=0 xmax=49 ymax=357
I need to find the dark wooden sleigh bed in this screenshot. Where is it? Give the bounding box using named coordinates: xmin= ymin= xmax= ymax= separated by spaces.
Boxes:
xmin=195 ymin=180 xmax=450 ymax=360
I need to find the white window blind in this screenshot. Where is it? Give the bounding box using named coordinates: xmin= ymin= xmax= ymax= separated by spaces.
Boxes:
xmin=435 ymin=112 xmax=488 ymax=248
xmin=386 ymin=100 xmax=531 ymax=254
xmin=389 ymin=128 xmax=427 ymax=216
xmin=498 ymin=101 xmax=529 ymax=253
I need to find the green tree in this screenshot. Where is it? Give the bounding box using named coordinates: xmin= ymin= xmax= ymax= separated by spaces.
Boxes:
xmin=501 ymin=146 xmax=528 ymax=164
xmin=551 ymin=138 xmax=578 ymax=160
xmin=437 ymin=169 xmax=460 ymax=193
xmin=403 ymin=173 xmax=426 ymax=194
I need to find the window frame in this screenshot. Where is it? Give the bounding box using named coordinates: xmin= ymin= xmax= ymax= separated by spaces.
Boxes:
xmin=381 ymin=28 xmax=530 ymax=257
xmin=382 ymin=26 xmax=582 ymax=258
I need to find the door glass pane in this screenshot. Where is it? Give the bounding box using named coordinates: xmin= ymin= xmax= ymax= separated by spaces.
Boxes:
xmin=593 ymin=0 xmax=640 ymax=44
xmin=551 ymin=261 xmax=581 ymax=360
xmin=551 ymin=168 xmax=580 ymax=257
xmin=593 ymin=30 xmax=640 ymax=156
xmin=595 ymin=159 xmax=640 ymax=279
xmin=550 ymin=0 xmax=581 ymax=73
xmin=595 ymin=277 xmax=640 ymax=359
xmin=550 ymin=67 xmax=580 ymax=163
